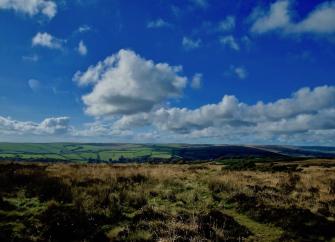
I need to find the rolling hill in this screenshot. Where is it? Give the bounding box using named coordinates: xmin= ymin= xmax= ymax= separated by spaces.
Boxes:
xmin=0 ymin=143 xmax=334 ymax=163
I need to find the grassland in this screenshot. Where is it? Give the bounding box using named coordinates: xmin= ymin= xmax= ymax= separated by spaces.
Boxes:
xmin=1 ymin=160 xmax=335 ymax=241
xmin=0 ymin=143 xmax=173 ymax=163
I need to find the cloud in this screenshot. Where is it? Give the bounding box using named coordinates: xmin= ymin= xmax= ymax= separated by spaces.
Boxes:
xmin=293 ymin=2 xmax=335 ymax=34
xmin=73 ymin=49 xmax=188 ymax=116
xmin=147 ymin=18 xmax=172 ymax=28
xmin=191 ymin=73 xmax=203 ymax=89
xmin=28 ymin=79 xmax=40 ymax=91
xmin=0 ymin=116 xmax=70 ymax=135
xmin=38 ymin=117 xmax=71 ymax=135
xmin=22 ymin=54 xmax=39 ymax=62
xmin=0 ymin=0 xmax=57 ymax=19
xmin=231 ymin=66 xmax=247 ymax=79
xmin=220 ymin=35 xmax=239 ymax=51
xmin=218 ymin=16 xmax=235 ymax=32
xmin=107 ymin=85 xmax=335 ymax=144
xmin=72 ymin=120 xmax=136 ymax=138
xmin=250 ymin=1 xmax=290 ymax=34
xmin=190 ymin=0 xmax=209 ymax=9
xmin=151 ymin=85 xmax=335 ymax=133
xmin=150 ymin=95 xmax=244 ymax=133
xmin=77 ymin=25 xmax=91 ymax=33
xmin=112 ymin=113 xmax=150 ymax=130
xmin=182 ymin=37 xmax=201 ymax=50
xmin=32 ymin=32 xmax=64 ymax=49
xmin=250 ymin=0 xmax=335 ymax=35
xmin=43 ymin=83 xmax=335 ymax=145
xmin=77 ymin=40 xmax=87 ymax=56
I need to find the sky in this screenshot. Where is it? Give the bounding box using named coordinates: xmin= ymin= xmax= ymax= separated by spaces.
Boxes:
xmin=0 ymin=0 xmax=335 ymax=145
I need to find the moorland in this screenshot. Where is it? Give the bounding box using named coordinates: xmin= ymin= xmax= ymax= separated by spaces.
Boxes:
xmin=0 ymin=156 xmax=335 ymax=241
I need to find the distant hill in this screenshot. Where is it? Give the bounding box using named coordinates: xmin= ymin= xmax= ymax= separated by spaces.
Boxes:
xmin=0 ymin=143 xmax=334 ymax=163
xmin=253 ymin=145 xmax=335 ymax=158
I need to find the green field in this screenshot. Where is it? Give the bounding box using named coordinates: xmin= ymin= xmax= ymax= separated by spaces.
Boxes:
xmin=0 ymin=143 xmax=173 ymax=162
xmin=1 ymin=143 xmax=335 ymax=163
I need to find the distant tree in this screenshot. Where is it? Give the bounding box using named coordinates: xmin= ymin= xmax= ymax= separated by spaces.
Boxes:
xmin=96 ymin=154 xmax=101 ymax=163
xmin=119 ymin=155 xmax=125 ymax=163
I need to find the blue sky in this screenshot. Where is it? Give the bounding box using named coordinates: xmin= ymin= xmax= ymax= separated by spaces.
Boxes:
xmin=0 ymin=0 xmax=335 ymax=145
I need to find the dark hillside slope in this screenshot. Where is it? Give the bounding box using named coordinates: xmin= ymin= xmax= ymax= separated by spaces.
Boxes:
xmin=173 ymin=145 xmax=288 ymax=160
xmin=255 ymin=145 xmax=335 ymax=158
xmin=0 ymin=143 xmax=335 ymax=163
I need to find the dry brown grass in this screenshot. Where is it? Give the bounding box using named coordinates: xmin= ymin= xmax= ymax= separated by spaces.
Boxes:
xmin=1 ymin=161 xmax=335 ymax=241
xmin=45 ymin=163 xmax=335 ymax=216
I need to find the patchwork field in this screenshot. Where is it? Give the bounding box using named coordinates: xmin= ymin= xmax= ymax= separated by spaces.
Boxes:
xmin=1 ymin=160 xmax=335 ymax=241
xmin=1 ymin=143 xmax=335 ymax=163
xmin=0 ymin=143 xmax=174 ymax=163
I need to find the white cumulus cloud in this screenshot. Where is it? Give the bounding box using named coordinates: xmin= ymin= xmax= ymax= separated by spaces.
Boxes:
xmin=108 ymin=85 xmax=335 ymax=145
xmin=0 ymin=0 xmax=57 ymax=19
xmin=73 ymin=49 xmax=188 ymax=116
xmin=220 ymin=35 xmax=240 ymax=51
xmin=251 ymin=0 xmax=335 ymax=35
xmin=250 ymin=0 xmax=290 ymax=34
xmin=232 ymin=66 xmax=247 ymax=80
xmin=191 ymin=73 xmax=203 ymax=89
xmin=182 ymin=37 xmax=201 ymax=50
xmin=50 ymin=83 xmax=335 ymax=145
xmin=77 ymin=25 xmax=91 ymax=33
xmin=218 ymin=16 xmax=236 ymax=32
xmin=293 ymin=1 xmax=335 ymax=34
xmin=151 ymin=85 xmax=335 ymax=134
xmin=32 ymin=32 xmax=64 ymax=49
xmin=0 ymin=116 xmax=70 ymax=135
xmin=77 ymin=40 xmax=87 ymax=56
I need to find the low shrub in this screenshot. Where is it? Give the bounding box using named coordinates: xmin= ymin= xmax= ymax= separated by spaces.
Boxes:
xmin=208 ymin=178 xmax=236 ymax=193
xmin=40 ymin=203 xmax=109 ymax=242
xmin=222 ymin=160 xmax=256 ymax=171
xmin=198 ymin=209 xmax=252 ymax=240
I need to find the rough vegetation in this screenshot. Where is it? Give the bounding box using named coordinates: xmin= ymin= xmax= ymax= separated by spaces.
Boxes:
xmin=0 ymin=160 xmax=335 ymax=241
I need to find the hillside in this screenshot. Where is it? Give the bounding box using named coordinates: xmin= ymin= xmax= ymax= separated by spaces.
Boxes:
xmin=0 ymin=143 xmax=334 ymax=163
